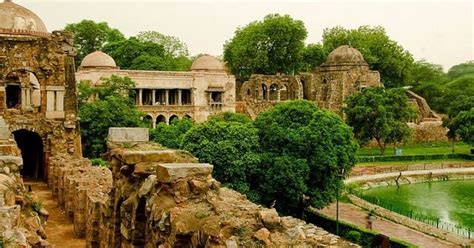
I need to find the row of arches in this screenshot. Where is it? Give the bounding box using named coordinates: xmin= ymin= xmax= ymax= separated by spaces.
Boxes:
xmin=142 ymin=113 xmax=192 ymax=128
xmin=241 ymin=77 xmax=304 ymax=102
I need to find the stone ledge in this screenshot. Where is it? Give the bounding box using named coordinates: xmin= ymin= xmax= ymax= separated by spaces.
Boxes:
xmin=108 ymin=128 xmax=149 ymax=143
xmin=156 ymin=163 xmax=213 ymax=183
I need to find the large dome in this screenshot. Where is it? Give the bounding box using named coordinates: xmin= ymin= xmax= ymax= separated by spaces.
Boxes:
xmin=0 ymin=0 xmax=48 ymax=37
xmin=324 ymin=45 xmax=367 ymax=66
xmin=79 ymin=51 xmax=118 ymax=70
xmin=191 ymin=55 xmax=225 ymax=72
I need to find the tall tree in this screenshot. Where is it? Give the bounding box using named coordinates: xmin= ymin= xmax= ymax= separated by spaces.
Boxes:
xmin=301 ymin=43 xmax=327 ymax=72
xmin=447 ymin=60 xmax=474 ymax=79
xmin=344 ymin=88 xmax=416 ymax=155
xmin=101 ymin=37 xmax=165 ymax=69
xmin=224 ymin=14 xmax=307 ymax=80
xmin=446 ymin=108 xmax=474 ymax=147
xmin=322 ymin=26 xmax=414 ymax=88
xmin=64 ymin=20 xmax=125 ymax=66
xmin=254 ymin=100 xmax=358 ymax=212
xmin=137 ymin=31 xmax=189 ymax=58
xmin=78 ymin=76 xmax=144 ymax=158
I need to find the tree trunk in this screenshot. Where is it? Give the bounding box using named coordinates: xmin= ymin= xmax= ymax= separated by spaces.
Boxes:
xmin=376 ymin=138 xmax=386 ymax=155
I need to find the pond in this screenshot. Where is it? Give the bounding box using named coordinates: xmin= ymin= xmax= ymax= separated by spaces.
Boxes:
xmin=363 ymin=179 xmax=474 ymax=229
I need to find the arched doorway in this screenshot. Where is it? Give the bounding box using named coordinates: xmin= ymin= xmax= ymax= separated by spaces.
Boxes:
xmin=13 ymin=130 xmax=44 ymax=179
xmin=143 ymin=115 xmax=153 ymax=128
xmin=156 ymin=115 xmax=166 ymax=126
xmin=169 ymin=115 xmax=178 ymax=124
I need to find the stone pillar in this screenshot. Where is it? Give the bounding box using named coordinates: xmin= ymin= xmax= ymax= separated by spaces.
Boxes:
xmin=138 ymin=89 xmax=143 ymax=106
xmin=165 ymin=90 xmax=169 ymax=106
xmin=152 ymin=89 xmax=156 ymax=105
xmin=277 ymin=89 xmax=281 ymax=102
xmin=178 ymin=89 xmax=182 ymax=106
xmin=191 ymin=88 xmax=195 ymax=105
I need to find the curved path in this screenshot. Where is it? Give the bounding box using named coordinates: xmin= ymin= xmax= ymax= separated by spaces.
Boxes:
xmin=345 ymin=167 xmax=474 ymax=184
xmin=30 ymin=181 xmax=86 ymax=248
xmin=317 ymin=203 xmax=458 ymax=248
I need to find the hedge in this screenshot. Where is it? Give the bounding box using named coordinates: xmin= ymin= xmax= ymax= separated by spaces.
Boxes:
xmin=357 ymin=153 xmax=474 ymax=163
xmin=305 ymin=209 xmax=416 ymax=248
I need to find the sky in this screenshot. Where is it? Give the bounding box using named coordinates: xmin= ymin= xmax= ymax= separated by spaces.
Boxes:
xmin=15 ymin=0 xmax=474 ymax=71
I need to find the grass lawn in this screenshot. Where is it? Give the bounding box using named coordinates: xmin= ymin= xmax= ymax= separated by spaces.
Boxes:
xmin=357 ymin=142 xmax=471 ymax=156
xmin=356 ymin=158 xmax=473 ymax=167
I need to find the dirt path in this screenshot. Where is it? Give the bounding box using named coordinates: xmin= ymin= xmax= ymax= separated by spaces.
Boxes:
xmin=317 ymin=203 xmax=459 ymax=248
xmin=29 ymin=181 xmax=86 ymax=248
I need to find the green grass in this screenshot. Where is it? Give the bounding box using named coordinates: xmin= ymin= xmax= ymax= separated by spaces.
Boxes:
xmin=356 ymin=158 xmax=472 ymax=167
xmin=357 ymin=142 xmax=471 ymax=156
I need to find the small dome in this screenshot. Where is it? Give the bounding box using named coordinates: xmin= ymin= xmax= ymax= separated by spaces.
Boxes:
xmin=191 ymin=55 xmax=225 ymax=72
xmin=0 ymin=0 xmax=48 ymax=37
xmin=80 ymin=51 xmax=118 ymax=69
xmin=324 ymin=45 xmax=367 ymax=66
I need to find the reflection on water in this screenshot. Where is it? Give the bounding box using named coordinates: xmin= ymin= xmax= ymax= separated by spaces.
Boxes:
xmin=364 ymin=179 xmax=474 ymax=228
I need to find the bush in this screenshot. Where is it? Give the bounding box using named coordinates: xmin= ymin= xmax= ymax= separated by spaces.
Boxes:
xmin=91 ymin=158 xmax=108 ymax=167
xmin=150 ymin=118 xmax=194 ymax=149
xmin=346 ymin=230 xmax=362 ymax=243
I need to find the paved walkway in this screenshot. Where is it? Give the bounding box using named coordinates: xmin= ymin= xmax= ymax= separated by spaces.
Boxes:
xmin=317 ymin=203 xmax=459 ymax=248
xmin=30 ymin=181 xmax=86 ymax=248
xmin=346 ymin=167 xmax=474 ymax=184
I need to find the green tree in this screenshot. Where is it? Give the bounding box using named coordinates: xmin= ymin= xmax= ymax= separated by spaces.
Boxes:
xmin=447 ymin=108 xmax=474 ymax=146
xmin=410 ymin=60 xmax=447 ymax=85
xmin=150 ymin=118 xmax=194 ymax=149
xmin=322 ymin=26 xmax=414 ymax=88
xmin=344 ymin=88 xmax=416 ymax=155
xmin=207 ymin=112 xmax=252 ymax=124
xmin=447 ymin=61 xmax=474 ymax=79
xmin=301 ymin=43 xmax=327 ymax=72
xmin=64 ymin=20 xmax=125 ymax=66
xmin=182 ymin=120 xmax=261 ymax=199
xmin=102 ymin=37 xmax=166 ymax=69
xmin=224 ymin=14 xmax=307 ymax=80
xmin=254 ymin=100 xmax=358 ymax=212
xmin=79 ymin=76 xmax=144 ymax=158
xmin=137 ymin=31 xmax=189 ymax=58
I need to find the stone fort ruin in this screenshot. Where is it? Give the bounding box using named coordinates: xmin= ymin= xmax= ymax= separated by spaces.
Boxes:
xmin=0 ymin=1 xmax=357 ymax=247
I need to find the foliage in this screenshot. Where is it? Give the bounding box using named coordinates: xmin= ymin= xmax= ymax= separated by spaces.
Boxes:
xmin=91 ymin=158 xmax=108 ymax=167
xmin=447 ymin=60 xmax=474 ymax=79
xmin=223 ymin=14 xmax=307 ymax=80
xmin=346 ymin=230 xmax=362 ymax=243
xmin=344 ymin=88 xmax=416 ymax=155
xmin=150 ymin=118 xmax=194 ymax=149
xmin=447 ymin=108 xmax=474 ymax=146
xmin=301 ymin=43 xmax=326 ymax=72
xmin=207 ymin=112 xmax=252 ymax=124
xmin=322 ymin=26 xmax=414 ymax=88
xmin=137 ymin=31 xmax=189 ymax=58
xmin=30 ymin=201 xmax=43 ymax=213
xmin=410 ymin=60 xmax=447 ymax=85
xmin=182 ymin=120 xmax=261 ymax=199
xmin=254 ymin=100 xmax=358 ymax=211
xmin=101 ymin=37 xmax=166 ymax=69
xmin=357 ymin=141 xmax=472 ymax=156
xmin=79 ymin=76 xmax=144 ymax=158
xmin=64 ymin=20 xmax=125 ymax=66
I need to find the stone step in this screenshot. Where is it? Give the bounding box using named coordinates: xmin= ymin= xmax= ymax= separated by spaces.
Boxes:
xmin=0 ymin=144 xmax=20 ymax=156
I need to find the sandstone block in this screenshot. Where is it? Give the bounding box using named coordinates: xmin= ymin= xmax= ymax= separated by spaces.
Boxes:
xmin=258 ymin=209 xmax=281 ymax=230
xmin=108 ymin=128 xmax=149 ymax=143
xmin=156 ymin=163 xmax=213 ymax=183
xmin=254 ymin=228 xmax=272 ymax=245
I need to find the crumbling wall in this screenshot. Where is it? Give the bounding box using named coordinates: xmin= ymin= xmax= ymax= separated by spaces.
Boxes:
xmin=408 ymin=121 xmax=448 ymax=143
xmin=43 ymin=128 xmax=356 ymax=247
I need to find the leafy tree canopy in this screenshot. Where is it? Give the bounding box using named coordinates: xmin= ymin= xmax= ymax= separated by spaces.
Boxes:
xmin=79 ymin=76 xmax=144 ymax=158
xmin=207 ymin=112 xmax=252 ymax=124
xmin=447 ymin=108 xmax=474 ymax=146
xmin=322 ymin=26 xmax=414 ymax=88
xmin=64 ymin=20 xmax=125 ymax=66
xmin=344 ymin=88 xmax=416 ymax=155
xmin=182 ymin=120 xmax=261 ymax=199
xmin=137 ymin=31 xmax=189 ymax=58
xmin=447 ymin=60 xmax=474 ymax=79
xmin=223 ymin=14 xmax=307 ymax=80
xmin=150 ymin=118 xmax=194 ymax=149
xmin=254 ymin=100 xmax=358 ymax=212
xmin=301 ymin=43 xmax=327 ymax=72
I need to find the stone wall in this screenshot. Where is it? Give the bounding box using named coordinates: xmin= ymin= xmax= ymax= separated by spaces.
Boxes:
xmin=42 ymin=128 xmax=357 ymax=247
xmin=407 ymin=121 xmax=448 ymax=143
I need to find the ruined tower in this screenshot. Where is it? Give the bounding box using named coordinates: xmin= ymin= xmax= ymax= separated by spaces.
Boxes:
xmin=0 ymin=0 xmax=81 ymax=180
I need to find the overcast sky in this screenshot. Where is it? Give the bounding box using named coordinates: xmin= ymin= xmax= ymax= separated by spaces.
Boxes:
xmin=16 ymin=0 xmax=474 ymax=71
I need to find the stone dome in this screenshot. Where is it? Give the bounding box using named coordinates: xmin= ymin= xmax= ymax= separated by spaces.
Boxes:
xmin=80 ymin=51 xmax=118 ymax=70
xmin=0 ymin=0 xmax=49 ymax=37
xmin=324 ymin=45 xmax=367 ymax=66
xmin=191 ymin=55 xmax=225 ymax=72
